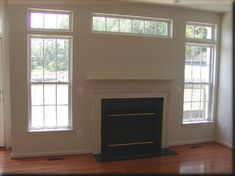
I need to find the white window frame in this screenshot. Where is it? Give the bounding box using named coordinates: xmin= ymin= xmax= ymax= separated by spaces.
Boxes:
xmin=91 ymin=13 xmax=173 ymax=38
xmin=28 ymin=8 xmax=73 ymax=32
xmin=183 ymin=22 xmax=217 ymax=124
xmin=27 ymin=9 xmax=73 ymax=132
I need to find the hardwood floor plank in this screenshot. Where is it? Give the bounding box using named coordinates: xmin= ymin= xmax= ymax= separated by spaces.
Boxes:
xmin=0 ymin=142 xmax=232 ymax=174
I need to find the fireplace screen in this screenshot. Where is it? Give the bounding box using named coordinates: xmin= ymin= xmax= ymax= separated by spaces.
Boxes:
xmin=101 ymin=97 xmax=163 ymax=161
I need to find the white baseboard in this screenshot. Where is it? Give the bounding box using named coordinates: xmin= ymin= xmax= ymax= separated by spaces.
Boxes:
xmin=168 ymin=138 xmax=215 ymax=147
xmin=11 ymin=149 xmax=92 ymax=159
xmin=215 ymin=139 xmax=233 ymax=149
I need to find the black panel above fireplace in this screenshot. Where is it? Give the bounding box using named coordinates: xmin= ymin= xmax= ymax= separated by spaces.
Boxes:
xmin=101 ymin=97 xmax=163 ymax=161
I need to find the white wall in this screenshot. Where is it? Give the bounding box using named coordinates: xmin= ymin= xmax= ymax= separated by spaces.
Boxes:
xmin=216 ymin=11 xmax=233 ymax=148
xmin=8 ymin=0 xmax=221 ymax=157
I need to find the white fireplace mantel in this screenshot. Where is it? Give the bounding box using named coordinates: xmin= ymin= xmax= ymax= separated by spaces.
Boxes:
xmin=86 ymin=75 xmax=177 ymax=81
xmin=87 ymin=77 xmax=176 ymax=154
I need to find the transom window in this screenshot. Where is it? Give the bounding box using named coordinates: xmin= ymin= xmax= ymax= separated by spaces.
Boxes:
xmin=28 ymin=9 xmax=73 ymax=131
xmin=183 ymin=22 xmax=216 ymax=124
xmin=92 ymin=13 xmax=172 ymax=38
xmin=29 ymin=9 xmax=72 ymax=31
xmin=186 ymin=22 xmax=216 ymax=41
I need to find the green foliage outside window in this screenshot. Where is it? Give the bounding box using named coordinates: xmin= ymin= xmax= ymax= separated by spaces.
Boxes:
xmin=92 ymin=15 xmax=170 ymax=37
xmin=186 ymin=24 xmax=212 ymax=40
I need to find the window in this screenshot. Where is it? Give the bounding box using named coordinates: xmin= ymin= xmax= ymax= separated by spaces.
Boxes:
xmin=183 ymin=22 xmax=216 ymax=124
xmin=28 ymin=9 xmax=73 ymax=131
xmin=92 ymin=13 xmax=172 ymax=38
xmin=186 ymin=22 xmax=216 ymax=41
xmin=29 ymin=9 xmax=72 ymax=31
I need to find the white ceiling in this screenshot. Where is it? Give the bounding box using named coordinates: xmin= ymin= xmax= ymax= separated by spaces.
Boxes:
xmin=117 ymin=0 xmax=233 ymax=13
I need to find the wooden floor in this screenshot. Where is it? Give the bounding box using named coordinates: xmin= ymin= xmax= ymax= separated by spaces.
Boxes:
xmin=0 ymin=142 xmax=232 ymax=174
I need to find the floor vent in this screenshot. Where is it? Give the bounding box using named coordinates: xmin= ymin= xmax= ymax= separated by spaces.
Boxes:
xmin=48 ymin=157 xmax=64 ymax=161
xmin=190 ymin=145 xmax=202 ymax=149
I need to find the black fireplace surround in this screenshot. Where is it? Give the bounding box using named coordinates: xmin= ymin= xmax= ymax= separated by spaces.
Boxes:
xmin=100 ymin=97 xmax=163 ymax=161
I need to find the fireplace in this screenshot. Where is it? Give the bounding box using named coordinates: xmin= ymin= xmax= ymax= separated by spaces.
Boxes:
xmin=101 ymin=97 xmax=163 ymax=161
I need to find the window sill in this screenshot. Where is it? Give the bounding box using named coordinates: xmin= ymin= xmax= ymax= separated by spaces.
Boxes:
xmin=28 ymin=128 xmax=73 ymax=133
xmin=182 ymin=121 xmax=214 ymax=125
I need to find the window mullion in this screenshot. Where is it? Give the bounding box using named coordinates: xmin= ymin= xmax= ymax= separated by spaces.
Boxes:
xmin=42 ymin=38 xmax=45 ymax=128
xmin=105 ymin=17 xmax=107 ymax=31
xmin=118 ymin=18 xmax=120 ymax=32
xmin=199 ymin=47 xmax=203 ymax=121
xmin=199 ymin=84 xmax=202 ymax=120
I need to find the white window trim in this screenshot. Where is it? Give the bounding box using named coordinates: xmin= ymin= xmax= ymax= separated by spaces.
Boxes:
xmin=27 ymin=35 xmax=73 ymax=132
xmin=28 ymin=8 xmax=73 ymax=33
xmin=91 ymin=13 xmax=173 ymax=38
xmin=183 ymin=22 xmax=217 ymax=124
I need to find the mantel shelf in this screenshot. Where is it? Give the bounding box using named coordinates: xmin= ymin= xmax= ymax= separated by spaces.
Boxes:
xmin=86 ymin=76 xmax=177 ymax=81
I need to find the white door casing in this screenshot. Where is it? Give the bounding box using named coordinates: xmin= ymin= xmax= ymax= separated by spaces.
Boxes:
xmin=0 ymin=38 xmax=4 ymax=147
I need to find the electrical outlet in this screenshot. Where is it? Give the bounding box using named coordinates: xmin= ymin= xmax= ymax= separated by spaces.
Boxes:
xmin=77 ymin=129 xmax=83 ymax=137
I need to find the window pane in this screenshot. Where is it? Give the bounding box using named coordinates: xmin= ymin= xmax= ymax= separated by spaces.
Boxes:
xmin=31 ymin=85 xmax=43 ymax=105
xmin=57 ymin=39 xmax=69 ymax=82
xmin=183 ymin=102 xmax=191 ymax=120
xmin=44 ymin=85 xmax=56 ymax=105
xmin=44 ymin=106 xmax=56 ymax=127
xmin=57 ymin=85 xmax=68 ymax=105
xmin=57 ymin=106 xmax=69 ymax=127
xmin=185 ymin=45 xmax=192 ymax=62
xmin=144 ymin=21 xmax=155 ymax=35
xmin=183 ymin=85 xmax=192 ymax=102
xmin=192 ymin=87 xmax=201 ymax=102
xmin=44 ymin=13 xmax=57 ymax=29
xmin=191 ymin=101 xmax=201 ymax=119
xmin=186 ymin=25 xmax=194 ymax=38
xmin=201 ymin=66 xmax=210 ymax=82
xmin=205 ymin=26 xmax=212 ymax=40
xmin=31 ymin=106 xmax=44 ymax=128
xmin=57 ymin=14 xmax=70 ymax=30
xmin=120 ymin=19 xmax=131 ymax=33
xmin=191 ymin=65 xmax=201 ymax=82
xmin=31 ymin=38 xmax=44 ymax=82
xmin=44 ymin=38 xmax=56 ymax=82
xmin=93 ymin=16 xmax=105 ymax=31
xmin=132 ymin=20 xmax=144 ymax=33
xmin=31 ymin=13 xmax=43 ymax=28
xmin=156 ymin=22 xmax=167 ymax=36
xmin=184 ymin=65 xmax=192 ymax=82
xmin=194 ymin=26 xmax=207 ymax=40
xmin=192 ymin=47 xmax=201 ymax=63
xmin=106 ymin=17 xmax=119 ymax=32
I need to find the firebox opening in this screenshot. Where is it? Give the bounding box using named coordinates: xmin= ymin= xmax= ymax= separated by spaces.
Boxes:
xmin=100 ymin=97 xmax=164 ymax=161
